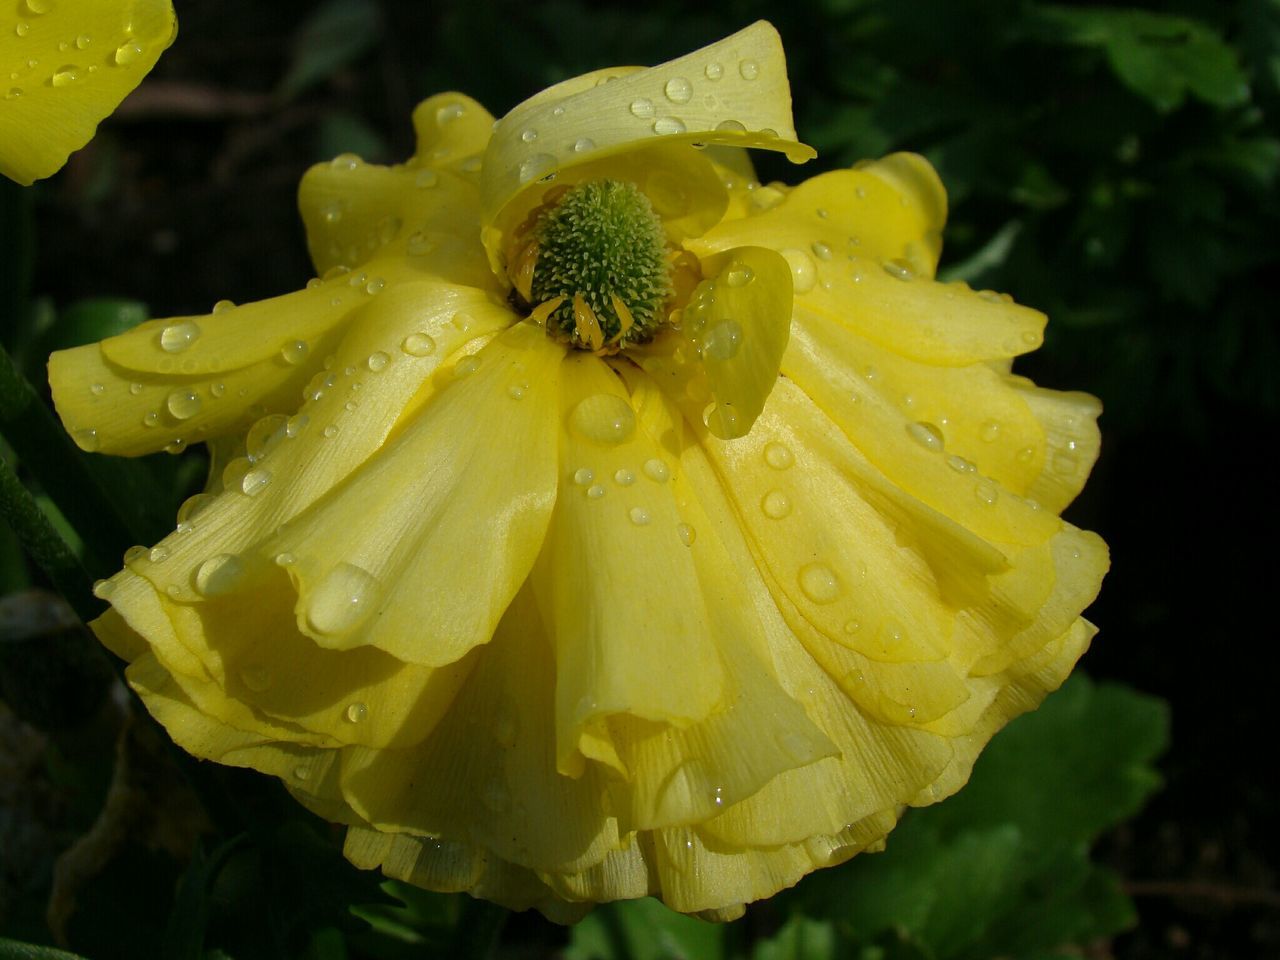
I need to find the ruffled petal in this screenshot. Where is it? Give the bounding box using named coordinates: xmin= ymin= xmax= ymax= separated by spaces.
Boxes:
xmin=0 ymin=0 xmax=175 ymax=184
xmin=480 ymin=20 xmax=814 ymax=267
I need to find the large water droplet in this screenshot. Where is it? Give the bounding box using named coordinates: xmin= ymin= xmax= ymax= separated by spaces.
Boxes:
xmin=24 ymin=0 xmax=54 ymax=15
xmin=704 ymin=62 xmax=724 ymax=81
xmin=664 ymin=76 xmax=693 ymax=103
xmin=570 ymin=394 xmax=636 ymax=445
xmin=629 ymin=506 xmax=651 ymax=526
xmin=764 ymin=442 xmax=794 ymax=469
xmin=799 ymin=563 xmax=840 ymax=603
xmin=159 ymin=320 xmax=201 ymax=353
xmin=246 ymin=414 xmax=288 ymax=462
xmin=906 ymin=421 xmax=944 ymax=451
xmin=166 ymin=389 xmax=201 ymax=420
xmin=345 ymin=701 xmax=369 ymax=723
xmin=811 ymin=241 xmax=833 ymax=261
xmin=241 ymin=468 xmax=272 ymax=496
xmin=194 ymin=553 xmax=245 ymax=597
xmin=701 ymin=320 xmax=742 ymax=361
xmin=307 ymin=563 xmax=379 ymax=636
xmin=780 ymin=248 xmax=817 ymax=293
xmin=614 ymin=468 xmax=636 ymax=486
xmin=652 ymin=116 xmax=687 ymax=136
xmin=643 ymin=458 xmax=670 ymax=483
xmin=113 ymin=39 xmax=143 ymax=65
xmin=761 ymin=489 xmax=792 ymax=519
xmin=280 ymin=339 xmax=309 ymax=365
xmin=715 ymin=119 xmax=746 ymax=133
xmin=401 ymin=332 xmax=436 ymax=356
xmin=739 ymin=59 xmax=759 ymax=80
xmin=629 ymin=98 xmax=655 ymax=118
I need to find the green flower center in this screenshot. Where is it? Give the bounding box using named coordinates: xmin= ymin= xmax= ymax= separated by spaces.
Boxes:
xmin=531 ymin=180 xmax=672 ymax=351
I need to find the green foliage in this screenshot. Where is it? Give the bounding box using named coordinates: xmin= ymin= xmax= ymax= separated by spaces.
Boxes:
xmin=278 ymin=0 xmax=385 ymax=100
xmin=567 ymin=677 xmax=1167 ymax=960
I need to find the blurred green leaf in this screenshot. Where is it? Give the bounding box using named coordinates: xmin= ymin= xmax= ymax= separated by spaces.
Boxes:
xmin=278 ymin=0 xmax=384 ymax=100
xmin=1029 ymin=6 xmax=1249 ymax=112
xmin=0 ymin=940 xmax=92 ymax=960
xmin=752 ymin=917 xmax=836 ymax=960
xmin=567 ymin=897 xmax=723 ymax=960
xmin=315 ymin=114 xmax=391 ymax=165
xmin=35 ymin=298 xmax=148 ymax=355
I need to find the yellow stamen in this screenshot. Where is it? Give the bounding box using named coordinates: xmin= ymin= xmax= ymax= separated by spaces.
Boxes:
xmin=509 ymin=240 xmax=540 ymax=303
xmin=610 ymin=293 xmax=635 ymax=337
xmin=529 ymin=295 xmax=566 ymax=326
xmin=573 ymin=293 xmax=604 ymax=352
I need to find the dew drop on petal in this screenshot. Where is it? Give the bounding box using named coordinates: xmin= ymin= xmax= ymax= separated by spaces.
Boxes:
xmin=725 ymin=263 xmax=754 ymax=287
xmin=739 ymin=59 xmax=759 ymax=80
xmin=701 ymin=320 xmax=742 ymax=361
xmin=664 ymin=76 xmax=693 ymax=103
xmin=586 ymin=484 xmax=606 ymax=499
xmin=572 ymin=137 xmax=595 ymax=153
xmin=704 ymin=62 xmax=724 ymax=80
xmin=677 ymin=523 xmax=696 ymax=546
xmin=974 ymin=478 xmax=1000 ymax=505
xmin=159 ymin=320 xmax=201 ymax=353
xmin=906 ymin=421 xmax=945 ymax=451
xmin=307 ymin=563 xmax=379 ymax=636
xmin=715 ymin=119 xmax=746 ymax=133
xmin=345 ymin=701 xmax=369 ymax=723
xmin=761 ymin=489 xmax=792 ymax=519
xmin=113 ymin=39 xmax=143 ymax=64
xmin=614 ymin=468 xmax=636 ymax=486
xmin=799 ymin=563 xmax=840 ymax=603
xmin=946 ymin=454 xmax=976 ymax=473
xmin=629 ymin=98 xmax=655 ymax=118
xmin=629 ymin=506 xmax=651 ymax=527
xmin=764 ymin=442 xmax=794 ymax=470
xmin=811 ymin=241 xmax=833 ymax=261
xmin=452 ymin=355 xmax=481 ymax=378
xmin=166 ymin=389 xmax=201 ymax=420
xmin=366 ymin=351 xmax=390 ymax=372
xmin=241 ymin=468 xmax=272 ymax=497
xmin=979 ymin=420 xmax=1001 ymax=442
xmin=570 ymin=394 xmax=636 ymax=445
xmin=573 ymin=467 xmax=594 ymax=486
xmin=652 ymin=116 xmax=687 ymax=136
xmin=194 ymin=553 xmax=245 ymax=597
xmin=280 ymin=339 xmax=309 ymax=365
xmin=643 ymin=458 xmax=670 ymax=483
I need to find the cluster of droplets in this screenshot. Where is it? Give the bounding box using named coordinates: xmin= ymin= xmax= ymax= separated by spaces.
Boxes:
xmin=6 ymin=0 xmax=157 ymax=102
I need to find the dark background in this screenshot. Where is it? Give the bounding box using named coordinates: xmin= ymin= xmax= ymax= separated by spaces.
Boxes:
xmin=4 ymin=0 xmax=1278 ymax=957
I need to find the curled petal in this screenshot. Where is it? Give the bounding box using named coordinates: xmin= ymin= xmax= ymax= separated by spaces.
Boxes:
xmin=0 ymin=0 xmax=175 ymax=184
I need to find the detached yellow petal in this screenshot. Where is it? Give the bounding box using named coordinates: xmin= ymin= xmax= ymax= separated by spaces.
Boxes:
xmin=1 ymin=0 xmax=175 ymax=184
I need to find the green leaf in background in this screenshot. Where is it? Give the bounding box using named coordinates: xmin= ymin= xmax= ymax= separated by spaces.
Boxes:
xmin=765 ymin=676 xmax=1167 ymax=960
xmin=1028 ymin=6 xmax=1249 ymax=113
xmin=315 ymin=113 xmax=391 ymax=166
xmin=278 ymin=0 xmax=384 ymax=101
xmin=0 ymin=939 xmax=92 ymax=960
xmin=567 ymin=897 xmax=722 ymax=960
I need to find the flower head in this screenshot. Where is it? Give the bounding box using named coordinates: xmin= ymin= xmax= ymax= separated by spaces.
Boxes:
xmin=1 ymin=0 xmax=175 ymax=185
xmin=49 ymin=23 xmax=1108 ymax=921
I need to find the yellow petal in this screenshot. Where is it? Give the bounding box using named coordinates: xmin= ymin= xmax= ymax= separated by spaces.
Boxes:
xmin=532 ymin=352 xmax=726 ymax=778
xmin=0 ymin=0 xmax=175 ymax=184
xmin=481 ymin=21 xmax=814 ymax=266
xmin=666 ymin=245 xmax=793 ymax=439
xmin=688 ymin=154 xmax=946 ymax=279
xmin=274 ymin=321 xmax=561 ymax=666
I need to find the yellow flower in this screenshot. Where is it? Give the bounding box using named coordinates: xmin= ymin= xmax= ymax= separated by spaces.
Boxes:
xmin=48 ymin=23 xmax=1108 ymax=921
xmin=0 ymin=0 xmax=175 ymax=185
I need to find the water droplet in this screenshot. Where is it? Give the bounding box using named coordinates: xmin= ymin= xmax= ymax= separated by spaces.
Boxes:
xmin=114 ymin=40 xmax=143 ymax=65
xmin=701 ymin=320 xmax=742 ymax=361
xmin=195 ymin=553 xmax=245 ymax=597
xmin=451 ymin=311 xmax=474 ymax=333
xmin=572 ymin=137 xmax=595 ymax=153
xmin=88 ymin=382 xmax=105 ymax=396
xmin=346 ymin=701 xmax=369 ymax=723
xmin=761 ymin=489 xmax=792 ymax=519
xmin=129 ymin=382 xmax=143 ymax=395
xmin=946 ymin=454 xmax=976 ymax=473
xmin=507 ymin=384 xmax=526 ymax=400
xmin=974 ymin=478 xmax=999 ymax=505
xmin=366 ymin=351 xmax=390 ymax=372
xmin=1016 ymin=446 xmax=1035 ymax=464
xmin=843 ymin=619 xmax=861 ymax=634
xmin=664 ymin=76 xmax=693 ymax=103
xmin=518 ymin=152 xmax=557 ymax=183
xmin=51 ymin=65 xmax=77 ymax=84
xmin=677 ymin=523 xmax=696 ymax=546
xmin=307 ymin=564 xmax=379 ymax=636
xmin=212 ymin=298 xmax=235 ymax=313
xmin=93 ymin=579 xmax=114 ymax=599
xmin=519 ymin=128 xmax=539 ymax=144
xmin=23 ymin=0 xmax=53 ymax=14
xmin=652 ymin=116 xmax=686 ymax=136
xmin=629 ymin=506 xmax=651 ymax=526
xmin=739 ymin=59 xmax=759 ymax=80
xmin=764 ymin=442 xmax=794 ymax=470
xmin=452 ymin=355 xmax=480 ymax=378
xmin=330 ymin=152 xmax=361 ymax=171
xmin=613 ymin=468 xmax=636 ymax=486
xmin=725 ymin=264 xmax=754 ymax=287
xmin=979 ymin=420 xmax=1001 ymax=442
xmin=142 ymin=411 xmax=159 ymax=427
xmin=799 ymin=563 xmax=840 ymax=603
xmin=241 ymin=468 xmax=272 ymax=496
xmin=123 ymin=545 xmax=147 ymax=564
xmin=570 ymin=394 xmax=636 ymax=445
xmin=573 ymin=467 xmax=594 ymax=486
xmin=365 ymin=277 xmax=385 ymax=295
xmin=73 ymin=428 xmax=99 ymax=451
xmin=75 ymin=33 xmax=90 ymax=49
xmin=293 ymin=765 xmax=311 ymax=781
xmin=15 ymin=23 xmax=30 ymax=37
xmin=280 ymin=339 xmax=309 ymax=365
xmin=811 ymin=241 xmax=833 ymax=261
xmin=883 ymin=259 xmax=914 ymax=281
xmin=149 ymin=545 xmax=169 ymax=563
xmin=906 ymin=421 xmax=944 ymax=451
xmin=629 ymin=98 xmax=655 ymax=118
xmin=323 ymin=424 xmax=339 ymax=439
xmin=643 ymin=459 xmax=670 ymax=483
xmin=166 ymin=389 xmax=201 ymax=420
xmin=715 ymin=119 xmax=746 ymax=133
xmin=704 ymin=62 xmax=724 ymax=80
xmin=780 ymin=248 xmax=817 ymax=293
xmin=4 ymin=87 xmax=22 ymax=100
xmin=586 ymin=484 xmax=606 ymax=499
xmin=160 ymin=321 xmax=201 ymax=355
